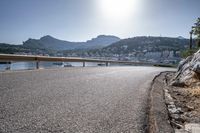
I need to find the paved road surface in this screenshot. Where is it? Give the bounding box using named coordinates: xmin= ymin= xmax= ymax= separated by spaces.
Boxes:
xmin=0 ymin=67 xmax=174 ymax=133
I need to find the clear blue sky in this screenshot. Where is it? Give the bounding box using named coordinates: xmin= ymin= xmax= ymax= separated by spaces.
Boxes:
xmin=0 ymin=0 xmax=199 ymax=44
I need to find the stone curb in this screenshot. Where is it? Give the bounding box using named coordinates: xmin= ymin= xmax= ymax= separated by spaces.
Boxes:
xmin=147 ymin=72 xmax=174 ymax=133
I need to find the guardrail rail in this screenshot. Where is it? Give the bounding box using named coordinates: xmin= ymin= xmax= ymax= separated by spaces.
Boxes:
xmin=0 ymin=54 xmax=174 ymax=70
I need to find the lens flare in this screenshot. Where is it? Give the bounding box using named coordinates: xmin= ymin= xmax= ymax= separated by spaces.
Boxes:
xmin=98 ymin=0 xmax=139 ymax=20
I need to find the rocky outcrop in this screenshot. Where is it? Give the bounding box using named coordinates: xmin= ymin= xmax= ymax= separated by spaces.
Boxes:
xmin=171 ymin=49 xmax=200 ymax=87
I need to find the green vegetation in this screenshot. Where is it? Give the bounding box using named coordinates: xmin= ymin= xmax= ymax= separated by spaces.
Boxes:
xmin=181 ymin=17 xmax=200 ymax=58
xmin=0 ymin=43 xmax=51 ymax=55
xmin=0 ymin=43 xmax=29 ymax=54
xmin=103 ymin=36 xmax=188 ymax=54
xmin=62 ymin=36 xmax=189 ymax=58
xmin=181 ymin=48 xmax=198 ymax=58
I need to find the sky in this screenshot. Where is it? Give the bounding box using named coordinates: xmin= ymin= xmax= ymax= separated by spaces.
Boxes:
xmin=0 ymin=0 xmax=200 ymax=44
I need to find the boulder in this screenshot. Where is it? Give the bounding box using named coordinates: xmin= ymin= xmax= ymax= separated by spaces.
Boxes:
xmin=192 ymin=62 xmax=200 ymax=74
xmin=171 ymin=49 xmax=200 ymax=87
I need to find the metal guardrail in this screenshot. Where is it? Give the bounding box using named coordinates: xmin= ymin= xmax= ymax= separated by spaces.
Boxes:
xmin=0 ymin=54 xmax=174 ymax=69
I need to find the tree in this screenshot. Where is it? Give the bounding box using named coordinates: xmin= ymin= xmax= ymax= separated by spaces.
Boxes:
xmin=193 ymin=17 xmax=200 ymax=47
xmin=181 ymin=18 xmax=200 ymax=58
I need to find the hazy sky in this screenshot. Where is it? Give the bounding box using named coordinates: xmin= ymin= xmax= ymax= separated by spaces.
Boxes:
xmin=0 ymin=0 xmax=200 ymax=44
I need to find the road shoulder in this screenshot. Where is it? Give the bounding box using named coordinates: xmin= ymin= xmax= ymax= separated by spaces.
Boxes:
xmin=148 ymin=72 xmax=174 ymax=133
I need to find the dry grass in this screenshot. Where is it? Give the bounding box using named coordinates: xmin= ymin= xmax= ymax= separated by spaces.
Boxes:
xmin=188 ymin=86 xmax=200 ymax=97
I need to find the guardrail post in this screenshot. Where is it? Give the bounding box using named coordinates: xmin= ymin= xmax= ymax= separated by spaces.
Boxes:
xmin=106 ymin=62 xmax=108 ymax=67
xmin=6 ymin=61 xmax=11 ymax=70
xmin=36 ymin=61 xmax=39 ymax=69
xmin=83 ymin=62 xmax=85 ymax=67
xmin=35 ymin=57 xmax=39 ymax=69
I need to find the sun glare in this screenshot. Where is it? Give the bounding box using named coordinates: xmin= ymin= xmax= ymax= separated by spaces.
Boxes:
xmin=98 ymin=0 xmax=139 ymax=20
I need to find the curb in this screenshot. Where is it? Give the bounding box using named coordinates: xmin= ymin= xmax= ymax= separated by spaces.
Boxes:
xmin=147 ymin=72 xmax=174 ymax=133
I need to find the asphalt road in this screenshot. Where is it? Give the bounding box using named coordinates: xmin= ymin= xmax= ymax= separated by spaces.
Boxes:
xmin=0 ymin=66 xmax=174 ymax=133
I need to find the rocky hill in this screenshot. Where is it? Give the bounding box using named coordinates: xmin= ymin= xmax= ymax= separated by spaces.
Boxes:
xmin=23 ymin=35 xmax=120 ymax=50
xmin=171 ymin=49 xmax=200 ymax=87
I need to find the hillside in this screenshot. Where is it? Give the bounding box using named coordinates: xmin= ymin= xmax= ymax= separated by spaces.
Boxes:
xmin=0 ymin=43 xmax=53 ymax=55
xmin=0 ymin=43 xmax=32 ymax=54
xmin=63 ymin=36 xmax=189 ymax=64
xmin=103 ymin=36 xmax=188 ymax=53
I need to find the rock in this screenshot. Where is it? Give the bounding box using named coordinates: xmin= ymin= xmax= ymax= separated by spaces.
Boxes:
xmin=192 ymin=62 xmax=200 ymax=74
xmin=171 ymin=120 xmax=184 ymax=129
xmin=171 ymin=114 xmax=180 ymax=119
xmin=177 ymin=56 xmax=193 ymax=71
xmin=171 ymin=114 xmax=186 ymax=123
xmin=186 ymin=105 xmax=195 ymax=111
xmin=175 ymin=129 xmax=189 ymax=133
xmin=168 ymin=105 xmax=182 ymax=114
xmin=185 ymin=123 xmax=200 ymax=132
xmin=171 ymin=114 xmax=185 ymax=122
xmin=175 ymin=123 xmax=200 ymax=133
xmin=165 ymin=90 xmax=174 ymax=105
xmin=171 ymin=49 xmax=200 ymax=87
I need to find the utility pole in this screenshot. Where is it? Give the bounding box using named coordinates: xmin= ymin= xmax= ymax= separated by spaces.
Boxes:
xmin=189 ymin=30 xmax=193 ymax=49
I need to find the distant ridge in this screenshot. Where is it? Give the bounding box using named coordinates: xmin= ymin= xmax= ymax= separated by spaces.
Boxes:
xmin=177 ymin=36 xmax=186 ymax=39
xmin=104 ymin=36 xmax=189 ymax=53
xmin=23 ymin=35 xmax=120 ymax=50
xmin=0 ymin=36 xmax=190 ymax=60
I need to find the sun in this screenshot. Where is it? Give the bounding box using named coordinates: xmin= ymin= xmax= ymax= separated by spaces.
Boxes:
xmin=98 ymin=0 xmax=138 ymax=20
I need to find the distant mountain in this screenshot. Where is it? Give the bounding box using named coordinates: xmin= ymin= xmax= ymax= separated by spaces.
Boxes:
xmin=86 ymin=35 xmax=121 ymax=47
xmin=23 ymin=35 xmax=120 ymax=50
xmin=0 ymin=36 xmax=190 ymax=64
xmin=177 ymin=36 xmax=186 ymax=39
